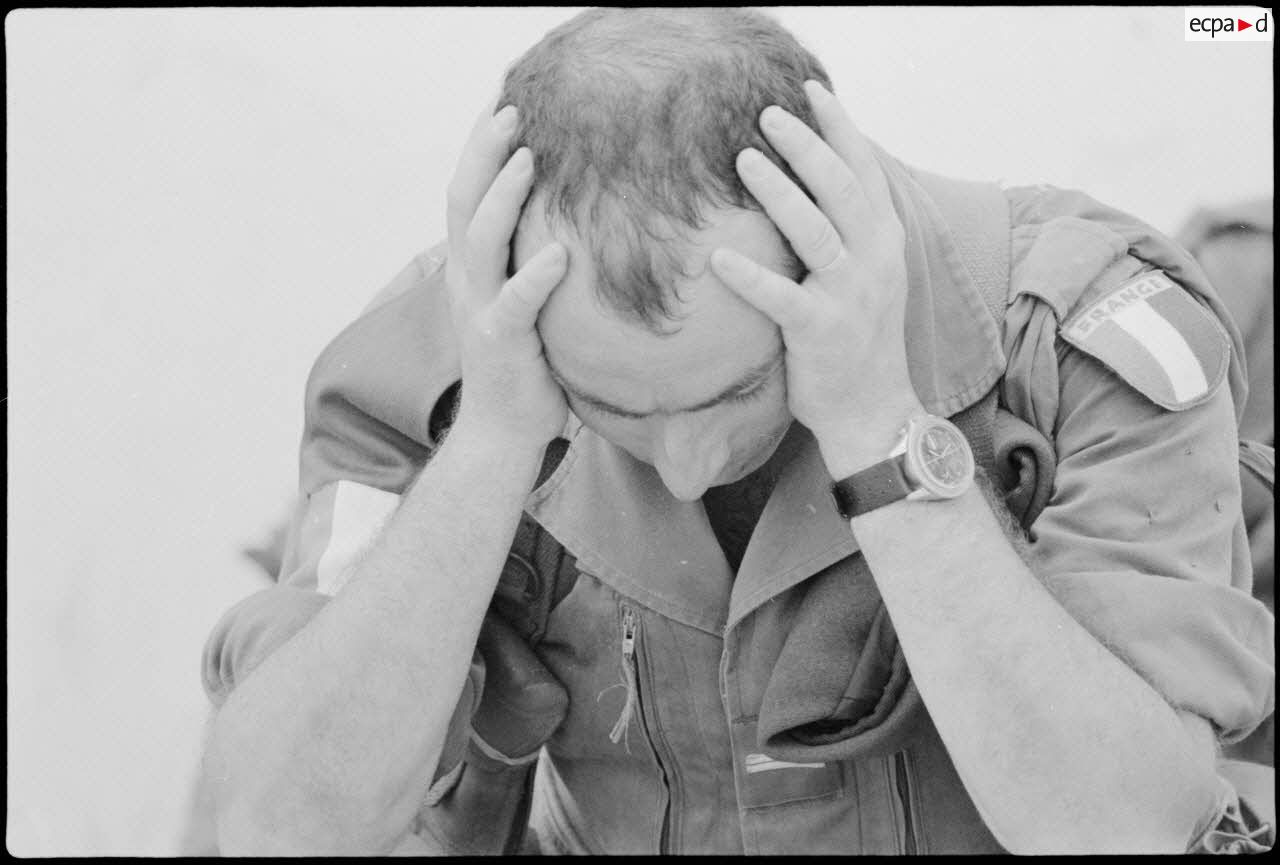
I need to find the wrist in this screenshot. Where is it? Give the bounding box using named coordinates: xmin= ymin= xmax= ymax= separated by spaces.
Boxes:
xmin=447 ymin=407 xmax=555 ymax=466
xmin=810 ymin=396 xmax=925 ymax=480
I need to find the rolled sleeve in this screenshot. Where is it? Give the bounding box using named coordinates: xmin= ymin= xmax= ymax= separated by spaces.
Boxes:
xmin=1027 ymin=345 xmax=1274 ymax=741
xmin=1023 ymin=345 xmax=1275 ymax=851
xmin=200 ymin=583 xmax=483 ymax=788
xmin=1187 ymin=766 xmax=1275 ymax=853
xmin=201 ymin=586 xmax=329 ymax=707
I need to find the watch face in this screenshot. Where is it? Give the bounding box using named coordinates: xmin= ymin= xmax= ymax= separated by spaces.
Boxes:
xmin=907 ymin=418 xmax=974 ymax=497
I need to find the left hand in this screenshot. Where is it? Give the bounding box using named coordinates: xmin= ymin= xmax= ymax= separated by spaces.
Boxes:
xmin=709 ymin=80 xmax=924 ymax=478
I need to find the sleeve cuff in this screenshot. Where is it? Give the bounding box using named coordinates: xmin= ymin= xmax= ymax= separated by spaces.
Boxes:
xmin=1188 ymin=764 xmax=1275 ymax=854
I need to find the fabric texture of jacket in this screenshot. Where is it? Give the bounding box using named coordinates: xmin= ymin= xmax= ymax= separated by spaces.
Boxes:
xmin=1177 ymin=198 xmax=1275 ymax=771
xmin=202 ymin=162 xmax=1275 ymax=854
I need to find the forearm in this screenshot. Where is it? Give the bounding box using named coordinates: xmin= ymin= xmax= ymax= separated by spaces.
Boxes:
xmin=207 ymin=414 xmax=544 ymax=854
xmin=852 ymin=486 xmax=1222 ymax=854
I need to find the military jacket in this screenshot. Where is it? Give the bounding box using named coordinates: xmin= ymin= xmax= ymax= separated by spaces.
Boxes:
xmin=203 ymin=169 xmax=1275 ymax=854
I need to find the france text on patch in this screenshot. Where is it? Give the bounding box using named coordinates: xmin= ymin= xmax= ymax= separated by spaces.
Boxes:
xmin=1060 ymin=270 xmax=1229 ymax=410
xmin=1064 ymin=272 xmax=1173 ymax=341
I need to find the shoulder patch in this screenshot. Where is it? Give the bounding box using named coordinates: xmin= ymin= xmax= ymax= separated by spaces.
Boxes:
xmin=1060 ymin=270 xmax=1229 ymax=410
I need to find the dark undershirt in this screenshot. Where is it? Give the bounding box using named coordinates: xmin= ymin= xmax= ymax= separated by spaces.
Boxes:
xmin=701 ymin=423 xmax=804 ymax=574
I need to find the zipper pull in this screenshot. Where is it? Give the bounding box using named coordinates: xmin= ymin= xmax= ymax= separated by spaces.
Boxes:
xmin=621 ymin=608 xmax=637 ymax=659
xmin=603 ymin=607 xmax=640 ymax=751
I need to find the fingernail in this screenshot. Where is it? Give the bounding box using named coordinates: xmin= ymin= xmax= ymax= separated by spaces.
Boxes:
xmin=738 ymin=148 xmax=767 ymax=177
xmin=512 ymin=147 xmax=532 ymax=171
xmin=495 ymin=105 xmax=518 ymax=131
xmin=711 ymin=248 xmax=750 ymax=277
xmin=804 ymin=80 xmax=831 ymax=102
xmin=761 ymin=105 xmax=787 ymax=133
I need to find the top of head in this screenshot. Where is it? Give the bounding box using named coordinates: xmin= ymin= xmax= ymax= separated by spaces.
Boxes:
xmin=500 ymin=8 xmax=831 ymax=333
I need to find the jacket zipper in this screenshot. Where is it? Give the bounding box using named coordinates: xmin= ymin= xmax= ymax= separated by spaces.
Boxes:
xmin=615 ymin=605 xmax=673 ymax=853
xmin=893 ymin=751 xmax=918 ymax=855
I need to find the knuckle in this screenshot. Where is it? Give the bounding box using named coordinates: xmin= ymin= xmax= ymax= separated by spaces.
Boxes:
xmin=788 ymin=129 xmax=829 ymax=165
xmin=834 ymin=176 xmax=861 ymax=205
xmin=814 ymin=247 xmax=848 ymax=275
xmin=463 ymin=222 xmax=487 ymax=257
xmin=792 ymin=128 xmax=821 ymax=158
xmin=804 ymin=220 xmax=841 ymax=258
xmin=446 ymin=188 xmax=470 ymax=225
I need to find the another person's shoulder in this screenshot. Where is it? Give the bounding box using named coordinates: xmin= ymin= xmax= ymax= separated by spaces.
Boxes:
xmin=1177 ymin=198 xmax=1273 ymax=254
xmin=1176 ymin=199 xmax=1273 ymax=444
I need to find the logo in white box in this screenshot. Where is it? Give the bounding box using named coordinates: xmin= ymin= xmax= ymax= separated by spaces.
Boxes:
xmin=1185 ymin=7 xmax=1273 ymax=40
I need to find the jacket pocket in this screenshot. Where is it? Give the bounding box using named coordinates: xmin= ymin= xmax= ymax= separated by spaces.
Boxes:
xmin=413 ymin=736 xmax=539 ymax=855
xmin=413 ymin=612 xmax=568 ymax=854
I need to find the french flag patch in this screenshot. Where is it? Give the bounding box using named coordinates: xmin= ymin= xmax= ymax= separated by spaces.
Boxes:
xmin=1060 ymin=270 xmax=1229 ymax=411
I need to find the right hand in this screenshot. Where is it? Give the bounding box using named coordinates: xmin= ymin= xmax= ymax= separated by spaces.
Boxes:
xmin=445 ymin=101 xmax=569 ymax=450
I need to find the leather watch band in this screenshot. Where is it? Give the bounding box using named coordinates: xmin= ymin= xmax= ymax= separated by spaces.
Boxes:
xmin=831 ymin=455 xmax=914 ymax=519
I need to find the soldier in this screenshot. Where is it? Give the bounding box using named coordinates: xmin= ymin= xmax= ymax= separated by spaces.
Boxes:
xmin=200 ymin=8 xmax=1273 ymax=854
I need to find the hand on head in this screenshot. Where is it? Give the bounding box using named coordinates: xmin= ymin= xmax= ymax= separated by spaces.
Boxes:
xmin=444 ymin=100 xmax=569 ymax=449
xmin=710 ymin=81 xmax=925 ymax=461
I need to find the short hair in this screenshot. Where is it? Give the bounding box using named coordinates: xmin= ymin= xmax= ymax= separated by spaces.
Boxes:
xmin=500 ymin=8 xmax=832 ymax=332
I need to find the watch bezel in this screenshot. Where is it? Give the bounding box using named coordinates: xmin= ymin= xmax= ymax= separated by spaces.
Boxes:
xmin=902 ymin=415 xmax=975 ymax=500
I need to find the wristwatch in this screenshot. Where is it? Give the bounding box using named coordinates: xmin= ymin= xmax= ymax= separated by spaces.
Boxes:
xmin=830 ymin=414 xmax=975 ymax=519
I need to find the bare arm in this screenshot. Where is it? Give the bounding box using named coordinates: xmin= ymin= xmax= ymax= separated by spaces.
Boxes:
xmin=206 ymin=101 xmax=570 ymax=854
xmin=207 ymin=418 xmax=544 ymax=854
xmin=711 ymin=80 xmax=1233 ymax=853
xmin=845 ymin=475 xmax=1222 ymax=853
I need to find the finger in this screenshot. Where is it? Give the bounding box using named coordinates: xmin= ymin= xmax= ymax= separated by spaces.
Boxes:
xmin=493 ymin=242 xmax=567 ymax=331
xmin=802 ymin=80 xmax=897 ymax=230
xmin=708 ymin=247 xmax=817 ymax=332
xmin=758 ymin=103 xmax=867 ymax=245
xmin=466 ymin=147 xmax=535 ymax=291
xmin=446 ymin=103 xmax=520 ymax=255
xmin=477 ymin=90 xmax=501 ymax=122
xmin=737 ymin=147 xmax=849 ymax=277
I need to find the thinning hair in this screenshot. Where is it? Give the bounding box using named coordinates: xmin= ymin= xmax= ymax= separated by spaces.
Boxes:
xmin=500 ymin=8 xmax=832 ymax=332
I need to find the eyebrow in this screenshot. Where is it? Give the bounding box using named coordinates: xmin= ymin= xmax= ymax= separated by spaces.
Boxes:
xmin=546 ymin=351 xmax=785 ymax=419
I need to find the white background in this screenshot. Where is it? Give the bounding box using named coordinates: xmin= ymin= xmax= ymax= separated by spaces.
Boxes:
xmin=6 ymin=6 xmax=1273 ymax=855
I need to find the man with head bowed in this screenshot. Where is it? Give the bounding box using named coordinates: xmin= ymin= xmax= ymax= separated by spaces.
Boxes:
xmin=199 ymin=8 xmax=1273 ymax=855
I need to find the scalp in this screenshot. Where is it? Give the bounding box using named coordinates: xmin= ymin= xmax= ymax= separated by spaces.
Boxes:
xmin=500 ymin=8 xmax=829 ymax=331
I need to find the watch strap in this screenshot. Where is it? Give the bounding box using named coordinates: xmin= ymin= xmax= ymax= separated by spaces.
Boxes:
xmin=831 ymin=454 xmax=913 ymax=519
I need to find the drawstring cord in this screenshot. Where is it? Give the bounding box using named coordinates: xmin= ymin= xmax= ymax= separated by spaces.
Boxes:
xmin=597 ymin=607 xmax=639 ymax=753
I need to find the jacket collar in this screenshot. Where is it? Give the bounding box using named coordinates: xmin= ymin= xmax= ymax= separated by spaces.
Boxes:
xmin=525 ymin=165 xmax=1009 ymax=633
xmin=526 ymin=417 xmax=736 ymax=635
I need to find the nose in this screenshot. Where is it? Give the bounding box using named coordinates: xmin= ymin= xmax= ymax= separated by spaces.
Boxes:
xmin=653 ymin=415 xmax=729 ymax=502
